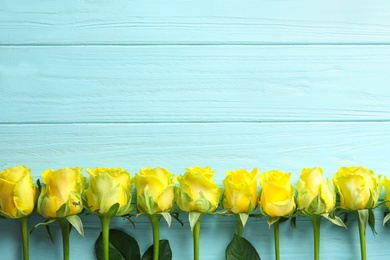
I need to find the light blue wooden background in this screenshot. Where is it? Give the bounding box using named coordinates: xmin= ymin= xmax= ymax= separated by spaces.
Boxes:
xmin=1 ymin=1 xmax=390 ymax=259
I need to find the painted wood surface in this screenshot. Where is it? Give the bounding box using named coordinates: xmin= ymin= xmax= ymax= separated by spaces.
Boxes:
xmin=1 ymin=122 xmax=390 ymax=182
xmin=2 ymin=0 xmax=390 ymax=45
xmin=1 ymin=46 xmax=390 ymax=123
xmin=1 ymin=0 xmax=390 ymax=259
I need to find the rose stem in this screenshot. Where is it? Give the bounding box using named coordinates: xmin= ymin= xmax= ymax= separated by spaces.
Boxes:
xmin=99 ymin=216 xmax=112 ymax=260
xmin=147 ymin=214 xmax=161 ymax=260
xmin=193 ymin=218 xmax=202 ymax=260
xmin=311 ymin=215 xmax=321 ymax=260
xmin=357 ymin=211 xmax=367 ymax=260
xmin=274 ymin=220 xmax=280 ymax=260
xmin=19 ymin=217 xmax=30 ymax=260
xmin=57 ymin=218 xmax=71 ymax=260
xmin=236 ymin=214 xmax=243 ymax=237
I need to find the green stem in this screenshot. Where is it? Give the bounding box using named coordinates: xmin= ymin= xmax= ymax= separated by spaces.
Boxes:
xmin=99 ymin=216 xmax=113 ymax=260
xmin=236 ymin=215 xmax=243 ymax=237
xmin=18 ymin=217 xmax=29 ymax=260
xmin=57 ymin=218 xmax=70 ymax=260
xmin=311 ymin=215 xmax=321 ymax=260
xmin=274 ymin=220 xmax=280 ymax=260
xmin=147 ymin=215 xmax=161 ymax=260
xmin=357 ymin=211 xmax=367 ymax=260
xmin=193 ymin=217 xmax=202 ymax=260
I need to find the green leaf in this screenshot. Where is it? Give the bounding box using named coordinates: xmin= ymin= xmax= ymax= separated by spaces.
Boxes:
xmin=226 ymin=234 xmax=261 ymax=260
xmin=142 ymin=240 xmax=172 ymax=260
xmin=95 ymin=229 xmax=140 ymax=260
xmin=65 ymin=215 xmax=84 ymax=237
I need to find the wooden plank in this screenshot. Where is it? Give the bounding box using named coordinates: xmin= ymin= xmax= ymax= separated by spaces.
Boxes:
xmin=1 ymin=122 xmax=389 ymax=182
xmin=1 ymin=122 xmax=390 ymax=259
xmin=1 ymin=0 xmax=390 ymax=45
xmin=1 ymin=45 xmax=390 ymax=123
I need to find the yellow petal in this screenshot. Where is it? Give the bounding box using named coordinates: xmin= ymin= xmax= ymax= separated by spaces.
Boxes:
xmin=38 ymin=194 xmax=59 ymax=218
xmin=336 ymin=174 xmax=368 ymax=210
xmin=157 ymin=185 xmax=175 ymax=212
xmin=135 ymin=174 xmax=164 ymax=201
xmin=0 ymin=178 xmax=18 ymax=217
xmin=13 ymin=173 xmax=37 ymax=216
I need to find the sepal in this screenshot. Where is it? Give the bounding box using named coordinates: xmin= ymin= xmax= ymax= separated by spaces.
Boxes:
xmin=238 ymin=213 xmax=249 ymax=228
xmin=66 ymin=215 xmax=84 ymax=237
xmin=195 ymin=193 xmax=213 ymax=213
xmin=189 ymin=212 xmax=203 ymax=233
xmin=383 ymin=212 xmax=390 ymax=226
xmin=105 ymin=203 xmax=120 ymax=217
xmin=160 ymin=212 xmax=172 ymax=228
xmin=137 ymin=186 xmax=160 ymax=215
xmin=56 ymin=202 xmax=71 ymax=219
xmin=368 ymin=208 xmax=376 ymax=234
xmin=31 ymin=218 xmax=56 ymax=242
xmin=321 ymin=213 xmax=347 ymax=228
xmin=267 ymin=216 xmax=279 ymax=227
xmin=357 ymin=209 xmax=369 ymax=235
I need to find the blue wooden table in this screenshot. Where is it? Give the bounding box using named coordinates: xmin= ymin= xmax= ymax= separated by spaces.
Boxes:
xmin=1 ymin=1 xmax=390 ymax=259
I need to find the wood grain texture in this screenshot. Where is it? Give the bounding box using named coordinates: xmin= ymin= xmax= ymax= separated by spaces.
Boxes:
xmin=1 ymin=122 xmax=389 ymax=182
xmin=1 ymin=0 xmax=390 ymax=45
xmin=2 ymin=0 xmax=390 ymax=259
xmin=1 ymin=45 xmax=390 ymax=123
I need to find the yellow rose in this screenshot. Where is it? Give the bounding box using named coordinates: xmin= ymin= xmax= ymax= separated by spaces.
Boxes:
xmin=84 ymin=168 xmax=133 ymax=216
xmin=333 ymin=166 xmax=382 ymax=211
xmin=177 ymin=166 xmax=222 ymax=213
xmin=134 ymin=167 xmax=175 ymax=214
xmin=0 ymin=166 xmax=37 ymax=218
xmin=37 ymin=167 xmax=86 ymax=219
xmin=222 ymin=168 xmax=258 ymax=214
xmin=297 ymin=167 xmax=335 ymax=215
xmin=259 ymin=170 xmax=295 ymax=217
xmin=383 ymin=177 xmax=390 ymax=210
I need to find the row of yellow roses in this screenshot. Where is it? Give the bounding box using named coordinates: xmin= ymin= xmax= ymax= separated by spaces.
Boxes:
xmin=0 ymin=165 xmax=387 ymax=221
xmin=0 ymin=165 xmax=387 ymax=260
